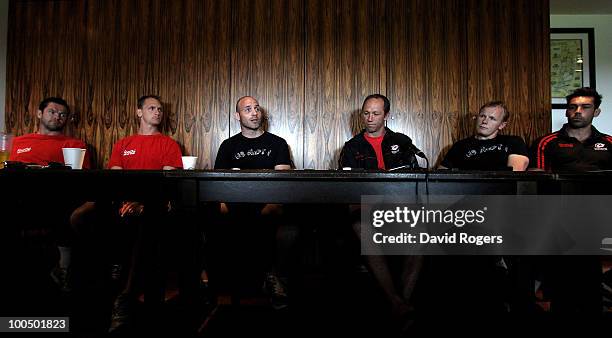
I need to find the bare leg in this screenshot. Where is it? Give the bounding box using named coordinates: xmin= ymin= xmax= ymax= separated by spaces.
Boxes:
xmin=352 ymin=219 xmax=410 ymax=318
xmin=70 ymin=201 xmax=97 ymax=236
xmin=400 ymin=255 xmax=423 ymax=304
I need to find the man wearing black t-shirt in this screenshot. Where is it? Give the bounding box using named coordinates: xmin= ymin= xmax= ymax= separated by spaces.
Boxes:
xmin=215 ymin=97 xmax=291 ymax=170
xmin=440 ymin=101 xmax=529 ymax=171
xmin=530 ymin=87 xmax=611 ymax=314
xmin=213 ymin=96 xmax=294 ymax=310
xmin=437 ymin=101 xmax=529 ymax=315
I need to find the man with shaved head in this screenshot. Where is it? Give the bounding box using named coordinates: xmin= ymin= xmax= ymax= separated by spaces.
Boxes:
xmin=213 ymin=96 xmax=295 ymax=310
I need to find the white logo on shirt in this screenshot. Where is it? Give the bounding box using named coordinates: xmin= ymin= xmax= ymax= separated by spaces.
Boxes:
xmin=234 ymin=148 xmax=272 ymax=160
xmin=16 ymin=147 xmax=31 ymax=154
xmin=391 ymin=144 xmax=399 ymax=154
xmin=123 ymin=149 xmax=136 ymax=156
xmin=594 ymin=143 xmax=608 ymax=151
xmin=466 ymin=144 xmax=508 ymax=158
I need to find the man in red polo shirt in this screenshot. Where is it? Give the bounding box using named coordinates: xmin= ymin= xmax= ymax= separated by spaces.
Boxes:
xmin=71 ymin=95 xmax=182 ymax=332
xmin=10 ymin=97 xmax=90 ymax=293
xmin=10 ymin=97 xmax=90 ymax=167
xmin=107 ymin=95 xmax=182 ymax=171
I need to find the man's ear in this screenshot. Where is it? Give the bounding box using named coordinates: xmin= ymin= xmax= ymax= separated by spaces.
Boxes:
xmin=137 ymin=109 xmax=143 ymax=118
xmin=233 ymin=111 xmax=240 ymax=121
xmin=594 ymin=108 xmax=601 ymax=117
xmin=498 ymin=121 xmax=508 ymax=131
xmin=37 ymin=110 xmax=42 ymax=119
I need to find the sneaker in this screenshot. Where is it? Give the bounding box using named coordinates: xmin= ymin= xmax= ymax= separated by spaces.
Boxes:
xmin=603 ymin=282 xmax=612 ymax=307
xmin=263 ymin=272 xmax=289 ymax=310
xmin=50 ymin=266 xmax=71 ymax=293
xmin=109 ymin=293 xmax=133 ymax=333
xmin=110 ymin=264 xmax=123 ymax=281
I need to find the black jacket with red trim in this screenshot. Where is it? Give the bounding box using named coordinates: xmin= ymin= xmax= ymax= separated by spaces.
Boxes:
xmin=339 ymin=127 xmax=419 ymax=170
xmin=529 ymin=124 xmax=612 ymax=171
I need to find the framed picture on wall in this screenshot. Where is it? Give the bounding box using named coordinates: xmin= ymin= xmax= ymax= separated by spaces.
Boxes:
xmin=550 ymin=28 xmax=595 ymax=109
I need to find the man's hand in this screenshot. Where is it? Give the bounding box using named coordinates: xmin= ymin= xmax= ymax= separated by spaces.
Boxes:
xmin=261 ymin=203 xmax=283 ymax=216
xmin=119 ymin=201 xmax=144 ymax=217
xmin=507 ymin=154 xmax=529 ymax=171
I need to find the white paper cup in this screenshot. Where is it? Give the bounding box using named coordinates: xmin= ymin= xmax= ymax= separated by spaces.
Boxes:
xmin=182 ymin=156 xmax=198 ymax=170
xmin=62 ymin=148 xmax=86 ymax=169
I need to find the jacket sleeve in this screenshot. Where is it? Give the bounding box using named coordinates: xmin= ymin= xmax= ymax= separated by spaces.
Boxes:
xmin=528 ymin=137 xmax=545 ymax=170
xmin=399 ymin=135 xmax=420 ymax=169
xmin=338 ymin=142 xmax=356 ymax=169
xmin=404 ymin=150 xmax=419 ymax=169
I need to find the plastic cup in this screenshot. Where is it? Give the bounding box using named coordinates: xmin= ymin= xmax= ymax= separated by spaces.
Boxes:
xmin=62 ymin=148 xmax=86 ymax=169
xmin=182 ymin=156 xmax=198 ymax=170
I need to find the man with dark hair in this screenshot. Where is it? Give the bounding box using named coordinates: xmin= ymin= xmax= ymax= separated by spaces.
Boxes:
xmin=440 ymin=101 xmax=529 ymax=170
xmin=137 ymin=95 xmax=162 ymax=110
xmin=565 ymin=86 xmax=603 ymax=112
xmin=530 ymin=87 xmax=610 ymax=314
xmin=339 ymin=94 xmax=421 ymax=332
xmin=531 ymin=87 xmax=610 ymax=171
xmin=10 ymin=97 xmax=90 ymax=293
xmin=108 ymin=95 xmax=181 ymax=170
xmin=10 ymin=97 xmax=90 ymax=167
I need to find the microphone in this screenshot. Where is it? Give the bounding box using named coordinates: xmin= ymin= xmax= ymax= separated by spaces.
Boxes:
xmin=388 ymin=138 xmax=428 ymax=171
xmin=406 ymin=139 xmax=426 ymax=159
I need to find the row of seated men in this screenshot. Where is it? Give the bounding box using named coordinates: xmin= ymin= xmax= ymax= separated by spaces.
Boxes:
xmin=5 ymin=88 xmax=611 ymax=334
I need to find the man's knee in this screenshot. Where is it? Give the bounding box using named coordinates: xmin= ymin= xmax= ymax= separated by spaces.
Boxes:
xmin=70 ymin=201 xmax=96 ymax=234
xmin=276 ymin=223 xmax=300 ymax=244
xmin=261 ymin=203 xmax=283 ymax=216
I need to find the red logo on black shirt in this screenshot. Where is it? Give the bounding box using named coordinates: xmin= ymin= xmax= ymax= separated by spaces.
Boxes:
xmin=558 ymin=143 xmax=574 ymax=148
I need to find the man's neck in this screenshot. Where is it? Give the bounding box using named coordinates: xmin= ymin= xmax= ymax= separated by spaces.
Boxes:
xmin=474 ymin=133 xmax=497 ymax=140
xmin=37 ymin=129 xmax=62 ymax=136
xmin=241 ymin=128 xmax=263 ymax=139
xmin=366 ymin=128 xmax=385 ymax=138
xmin=138 ymin=124 xmax=160 ymax=136
xmin=566 ymin=124 xmax=592 ymax=143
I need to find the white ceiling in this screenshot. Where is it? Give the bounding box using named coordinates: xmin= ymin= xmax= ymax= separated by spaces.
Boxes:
xmin=550 ymin=0 xmax=612 ymax=14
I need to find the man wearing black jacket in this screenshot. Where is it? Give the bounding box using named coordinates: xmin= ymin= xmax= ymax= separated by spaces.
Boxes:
xmin=530 ymin=87 xmax=610 ymax=314
xmin=339 ymin=94 xmax=422 ymax=333
xmin=340 ymin=94 xmax=419 ymax=171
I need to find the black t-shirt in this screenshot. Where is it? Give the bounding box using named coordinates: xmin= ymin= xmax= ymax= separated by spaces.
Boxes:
xmin=529 ymin=124 xmax=612 ymax=171
xmin=441 ymin=135 xmax=528 ymax=170
xmin=214 ymin=131 xmax=292 ymax=169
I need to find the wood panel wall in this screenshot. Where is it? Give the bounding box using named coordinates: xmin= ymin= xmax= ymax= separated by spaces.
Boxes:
xmin=5 ymin=0 xmax=550 ymax=169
